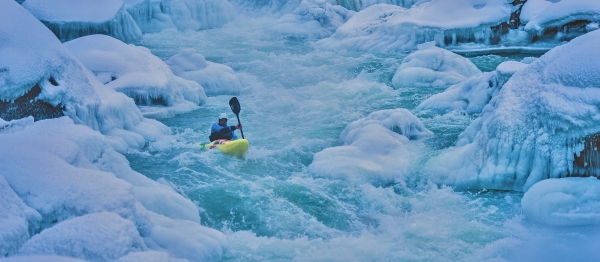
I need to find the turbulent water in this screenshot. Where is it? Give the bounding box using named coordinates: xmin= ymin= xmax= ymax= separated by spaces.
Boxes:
xmin=128 ymin=16 xmax=600 ymax=261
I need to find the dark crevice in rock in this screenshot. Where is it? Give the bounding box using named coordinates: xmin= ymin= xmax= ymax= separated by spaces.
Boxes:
xmin=571 ymin=133 xmax=600 ymax=178
xmin=0 ymin=84 xmax=65 ymax=121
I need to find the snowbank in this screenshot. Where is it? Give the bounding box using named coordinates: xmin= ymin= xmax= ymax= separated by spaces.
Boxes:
xmin=125 ymin=0 xmax=235 ymax=33
xmin=309 ymin=109 xmax=432 ymax=184
xmin=22 ymin=0 xmax=142 ymax=43
xmin=416 ymin=59 xmax=531 ymax=115
xmin=391 ymin=42 xmax=482 ymax=88
xmin=64 ymin=34 xmax=208 ymax=118
xmin=522 ymin=177 xmax=600 ymax=226
xmin=165 ymin=49 xmax=242 ymax=96
xmin=424 ymin=29 xmax=600 ymax=192
xmin=269 ymin=0 xmax=355 ymax=39
xmin=316 ymin=0 xmax=512 ymax=52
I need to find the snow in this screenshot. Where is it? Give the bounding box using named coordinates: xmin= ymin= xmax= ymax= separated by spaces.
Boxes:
xmin=64 ymin=34 xmax=208 ymax=119
xmin=391 ymin=42 xmax=482 ymax=88
xmin=424 ymin=29 xmax=600 ymax=192
xmin=115 ymin=251 xmax=187 ymax=262
xmin=0 ymin=255 xmax=85 ymax=262
xmin=22 ymin=0 xmax=142 ymax=43
xmin=522 ymin=177 xmax=600 ymax=226
xmin=269 ymin=0 xmax=355 ymax=39
xmin=316 ymin=0 xmax=512 ymax=52
xmin=309 ymin=109 xmax=432 ymax=184
xmin=416 ymin=59 xmax=531 ymax=115
xmin=523 ymin=0 xmax=600 ymax=32
xmin=165 ymin=48 xmax=242 ymax=96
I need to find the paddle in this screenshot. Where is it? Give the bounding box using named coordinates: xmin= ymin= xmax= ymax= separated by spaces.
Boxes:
xmin=229 ymin=97 xmax=244 ymax=139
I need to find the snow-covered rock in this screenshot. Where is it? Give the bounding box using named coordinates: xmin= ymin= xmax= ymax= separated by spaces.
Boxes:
xmin=391 ymin=42 xmax=482 ymax=88
xmin=337 ymin=0 xmax=423 ymax=11
xmin=165 ymin=48 xmax=242 ymax=96
xmin=316 ymin=0 xmax=512 ymax=52
xmin=522 ymin=0 xmax=600 ymax=34
xmin=22 ymin=0 xmax=142 ymax=43
xmin=309 ymin=109 xmax=432 ymax=184
xmin=424 ymin=29 xmax=600 ymax=192
xmin=64 ymin=34 xmax=208 ymax=119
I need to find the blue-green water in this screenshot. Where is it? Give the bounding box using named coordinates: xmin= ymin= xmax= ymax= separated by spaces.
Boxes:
xmin=127 ymin=16 xmax=600 ymax=261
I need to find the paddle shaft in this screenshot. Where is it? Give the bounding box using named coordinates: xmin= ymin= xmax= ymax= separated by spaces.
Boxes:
xmin=235 ymin=114 xmax=244 ymax=139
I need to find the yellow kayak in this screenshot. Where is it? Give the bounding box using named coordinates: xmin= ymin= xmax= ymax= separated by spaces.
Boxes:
xmin=201 ymin=139 xmax=249 ymax=157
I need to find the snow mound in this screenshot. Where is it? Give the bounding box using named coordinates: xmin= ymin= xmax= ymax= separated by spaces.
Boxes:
xmin=522 ymin=177 xmax=600 ymax=226
xmin=22 ymin=0 xmax=142 ymax=43
xmin=424 ymin=29 xmax=600 ymax=192
xmin=125 ymin=0 xmax=235 ymax=33
xmin=165 ymin=48 xmax=242 ymax=96
xmin=416 ymin=59 xmax=529 ymax=115
xmin=391 ymin=43 xmax=482 ymax=88
xmin=309 ymin=109 xmax=432 ymax=184
xmin=316 ymin=0 xmax=511 ymax=52
xmin=269 ymin=0 xmax=355 ymax=39
xmin=64 ymin=34 xmax=208 ymax=119
xmin=115 ymin=250 xmax=187 ymax=262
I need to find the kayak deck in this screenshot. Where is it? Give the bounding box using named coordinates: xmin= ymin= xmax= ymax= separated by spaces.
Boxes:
xmin=201 ymin=139 xmax=249 ymax=157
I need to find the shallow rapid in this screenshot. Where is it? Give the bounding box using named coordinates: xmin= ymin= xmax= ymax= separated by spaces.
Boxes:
xmin=127 ymin=16 xmax=600 ymax=261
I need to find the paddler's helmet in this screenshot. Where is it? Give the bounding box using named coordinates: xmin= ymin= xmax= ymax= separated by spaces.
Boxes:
xmin=219 ymin=113 xmax=228 ymax=120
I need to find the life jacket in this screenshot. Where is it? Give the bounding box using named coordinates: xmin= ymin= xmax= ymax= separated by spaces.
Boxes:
xmin=209 ymin=123 xmax=238 ymax=142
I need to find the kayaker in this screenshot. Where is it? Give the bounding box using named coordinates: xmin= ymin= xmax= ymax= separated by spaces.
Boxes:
xmin=209 ymin=113 xmax=242 ymax=141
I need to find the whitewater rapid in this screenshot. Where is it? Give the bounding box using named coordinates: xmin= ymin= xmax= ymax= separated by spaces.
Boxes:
xmin=127 ymin=16 xmax=600 ymax=261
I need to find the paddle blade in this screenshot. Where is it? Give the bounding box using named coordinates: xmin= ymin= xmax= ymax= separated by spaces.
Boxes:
xmin=229 ymin=97 xmax=241 ymax=115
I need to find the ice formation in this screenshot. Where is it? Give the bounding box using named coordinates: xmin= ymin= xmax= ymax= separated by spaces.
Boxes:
xmin=522 ymin=177 xmax=600 ymax=226
xmin=336 ymin=0 xmax=423 ymax=11
xmin=165 ymin=48 xmax=242 ymax=96
xmin=124 ymin=0 xmax=235 ymax=33
xmin=424 ymin=29 xmax=600 ymax=192
xmin=64 ymin=34 xmax=208 ymax=119
xmin=522 ymin=0 xmax=600 ymax=41
xmin=22 ymin=0 xmax=143 ymax=43
xmin=309 ymin=109 xmax=432 ymax=184
xmin=316 ymin=0 xmax=512 ymax=52
xmin=416 ymin=59 xmax=531 ymax=115
xmin=391 ymin=42 xmax=482 ymax=88
xmin=269 ymin=0 xmax=355 ymax=39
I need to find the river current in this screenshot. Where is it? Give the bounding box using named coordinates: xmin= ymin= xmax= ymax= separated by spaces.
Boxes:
xmin=126 ymin=16 xmax=600 ymax=261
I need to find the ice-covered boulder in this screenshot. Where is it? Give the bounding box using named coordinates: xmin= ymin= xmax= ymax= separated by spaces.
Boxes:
xmin=64 ymin=34 xmax=208 ymax=118
xmin=522 ymin=177 xmax=600 ymax=226
xmin=522 ymin=0 xmax=600 ymax=41
xmin=309 ymin=109 xmax=432 ymax=184
xmin=165 ymin=48 xmax=242 ymax=96
xmin=22 ymin=0 xmax=142 ymax=43
xmin=316 ymin=0 xmax=512 ymax=52
xmin=424 ymin=29 xmax=600 ymax=192
xmin=391 ymin=42 xmax=482 ymax=88
xmin=416 ymin=59 xmax=530 ymax=115
xmin=125 ymin=0 xmax=235 ymax=33
xmin=1 ymin=1 xmax=170 ymax=151
xmin=1 ymin=0 xmax=100 ymax=127
xmin=269 ymin=0 xmax=355 ymax=39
